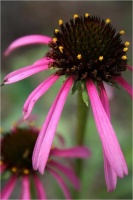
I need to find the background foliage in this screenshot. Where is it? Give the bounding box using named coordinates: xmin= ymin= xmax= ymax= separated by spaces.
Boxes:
xmin=1 ymin=1 xmax=132 ymax=199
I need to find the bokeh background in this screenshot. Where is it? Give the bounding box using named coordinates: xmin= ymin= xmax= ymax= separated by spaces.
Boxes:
xmin=1 ymin=1 xmax=132 ymax=199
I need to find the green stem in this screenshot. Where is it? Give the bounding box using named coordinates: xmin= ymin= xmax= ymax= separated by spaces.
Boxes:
xmin=75 ymin=87 xmax=88 ymax=177
xmin=72 ymin=87 xmax=89 ymax=199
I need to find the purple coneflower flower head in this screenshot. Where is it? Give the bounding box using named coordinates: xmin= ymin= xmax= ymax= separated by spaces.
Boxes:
xmin=2 ymin=13 xmax=132 ymax=191
xmin=0 ymin=118 xmax=90 ymax=199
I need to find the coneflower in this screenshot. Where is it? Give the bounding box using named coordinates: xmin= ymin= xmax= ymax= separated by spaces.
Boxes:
xmin=0 ymin=118 xmax=90 ymax=199
xmin=2 ymin=13 xmax=132 ymax=191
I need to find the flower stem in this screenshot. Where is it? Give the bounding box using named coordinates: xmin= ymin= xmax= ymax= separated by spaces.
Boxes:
xmin=75 ymin=88 xmax=88 ymax=176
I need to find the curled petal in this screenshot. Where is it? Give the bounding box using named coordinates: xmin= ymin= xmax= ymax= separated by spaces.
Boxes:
xmin=86 ymin=79 xmax=128 ymax=178
xmin=20 ymin=175 xmax=31 ymax=200
xmin=4 ymin=35 xmax=52 ymax=56
xmin=103 ymin=150 xmax=117 ymax=192
xmin=113 ymin=76 xmax=133 ymax=98
xmin=48 ymin=167 xmax=71 ymax=199
xmin=3 ymin=58 xmax=50 ymax=84
xmin=48 ymin=160 xmax=80 ymax=190
xmin=4 ymin=57 xmax=49 ymax=80
xmin=1 ymin=175 xmax=17 ymax=199
xmin=23 ymin=75 xmax=59 ymax=119
xmin=32 ymin=77 xmax=73 ymax=174
xmin=33 ymin=174 xmax=47 ymax=199
xmin=50 ymin=146 xmax=90 ymax=158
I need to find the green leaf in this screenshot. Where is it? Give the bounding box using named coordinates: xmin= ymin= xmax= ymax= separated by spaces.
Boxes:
xmin=71 ymin=81 xmax=80 ymax=94
xmin=80 ymin=81 xmax=89 ymax=107
xmin=81 ymin=88 xmax=89 ymax=106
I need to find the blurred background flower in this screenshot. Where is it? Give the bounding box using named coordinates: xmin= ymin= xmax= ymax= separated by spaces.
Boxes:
xmin=0 ymin=117 xmax=90 ymax=199
xmin=1 ymin=1 xmax=132 ymax=199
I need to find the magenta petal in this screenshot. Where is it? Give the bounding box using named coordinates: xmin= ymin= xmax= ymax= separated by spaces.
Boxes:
xmin=23 ymin=75 xmax=59 ymax=119
xmin=50 ymin=146 xmax=90 ymax=158
xmin=113 ymin=76 xmax=133 ymax=98
xmin=3 ymin=59 xmax=50 ymax=84
xmin=20 ymin=175 xmax=31 ymax=200
xmin=86 ymin=79 xmax=128 ymax=178
xmin=4 ymin=35 xmax=52 ymax=56
xmin=32 ymin=77 xmax=73 ymax=174
xmin=48 ymin=160 xmax=80 ymax=190
xmin=48 ymin=167 xmax=71 ymax=199
xmin=103 ymin=150 xmax=117 ymax=192
xmin=33 ymin=174 xmax=47 ymax=199
xmin=33 ymin=57 xmax=53 ymax=65
xmin=98 ymin=83 xmax=117 ymax=191
xmin=98 ymin=82 xmax=110 ymax=119
xmin=1 ymin=175 xmax=17 ymax=199
xmin=126 ymin=65 xmax=133 ymax=71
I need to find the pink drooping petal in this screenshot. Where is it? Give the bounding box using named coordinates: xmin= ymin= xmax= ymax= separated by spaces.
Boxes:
xmin=32 ymin=92 xmax=60 ymax=170
xmin=23 ymin=75 xmax=59 ymax=119
xmin=48 ymin=160 xmax=80 ymax=190
xmin=20 ymin=175 xmax=31 ymax=200
xmin=1 ymin=175 xmax=17 ymax=199
xmin=98 ymin=83 xmax=117 ymax=191
xmin=86 ymin=79 xmax=128 ymax=178
xmin=98 ymin=82 xmax=110 ymax=119
xmin=126 ymin=65 xmax=133 ymax=71
xmin=4 ymin=57 xmax=49 ymax=80
xmin=32 ymin=77 xmax=73 ymax=174
xmin=50 ymin=146 xmax=90 ymax=158
xmin=103 ymin=150 xmax=117 ymax=192
xmin=3 ymin=58 xmax=50 ymax=84
xmin=113 ymin=76 xmax=133 ymax=98
xmin=48 ymin=167 xmax=71 ymax=199
xmin=4 ymin=35 xmax=52 ymax=56
xmin=33 ymin=174 xmax=47 ymax=199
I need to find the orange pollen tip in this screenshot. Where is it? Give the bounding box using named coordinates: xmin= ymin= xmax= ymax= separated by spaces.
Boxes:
xmin=59 ymin=46 xmax=63 ymax=53
xmin=122 ymin=55 xmax=127 ymax=60
xmin=74 ymin=14 xmax=79 ymax=19
xmin=11 ymin=167 xmax=17 ymax=172
xmin=105 ymin=18 xmax=111 ymax=24
xmin=125 ymin=41 xmax=130 ymax=46
xmin=99 ymin=56 xmax=104 ymax=61
xmin=55 ymin=29 xmax=59 ymax=34
xmin=52 ymin=38 xmax=57 ymax=43
xmin=123 ymin=47 xmax=128 ymax=52
xmin=77 ymin=54 xmax=82 ymax=59
xmin=23 ymin=169 xmax=29 ymax=174
xmin=59 ymin=19 xmax=63 ymax=25
xmin=85 ymin=13 xmax=90 ymax=18
xmin=119 ymin=30 xmax=125 ymax=35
